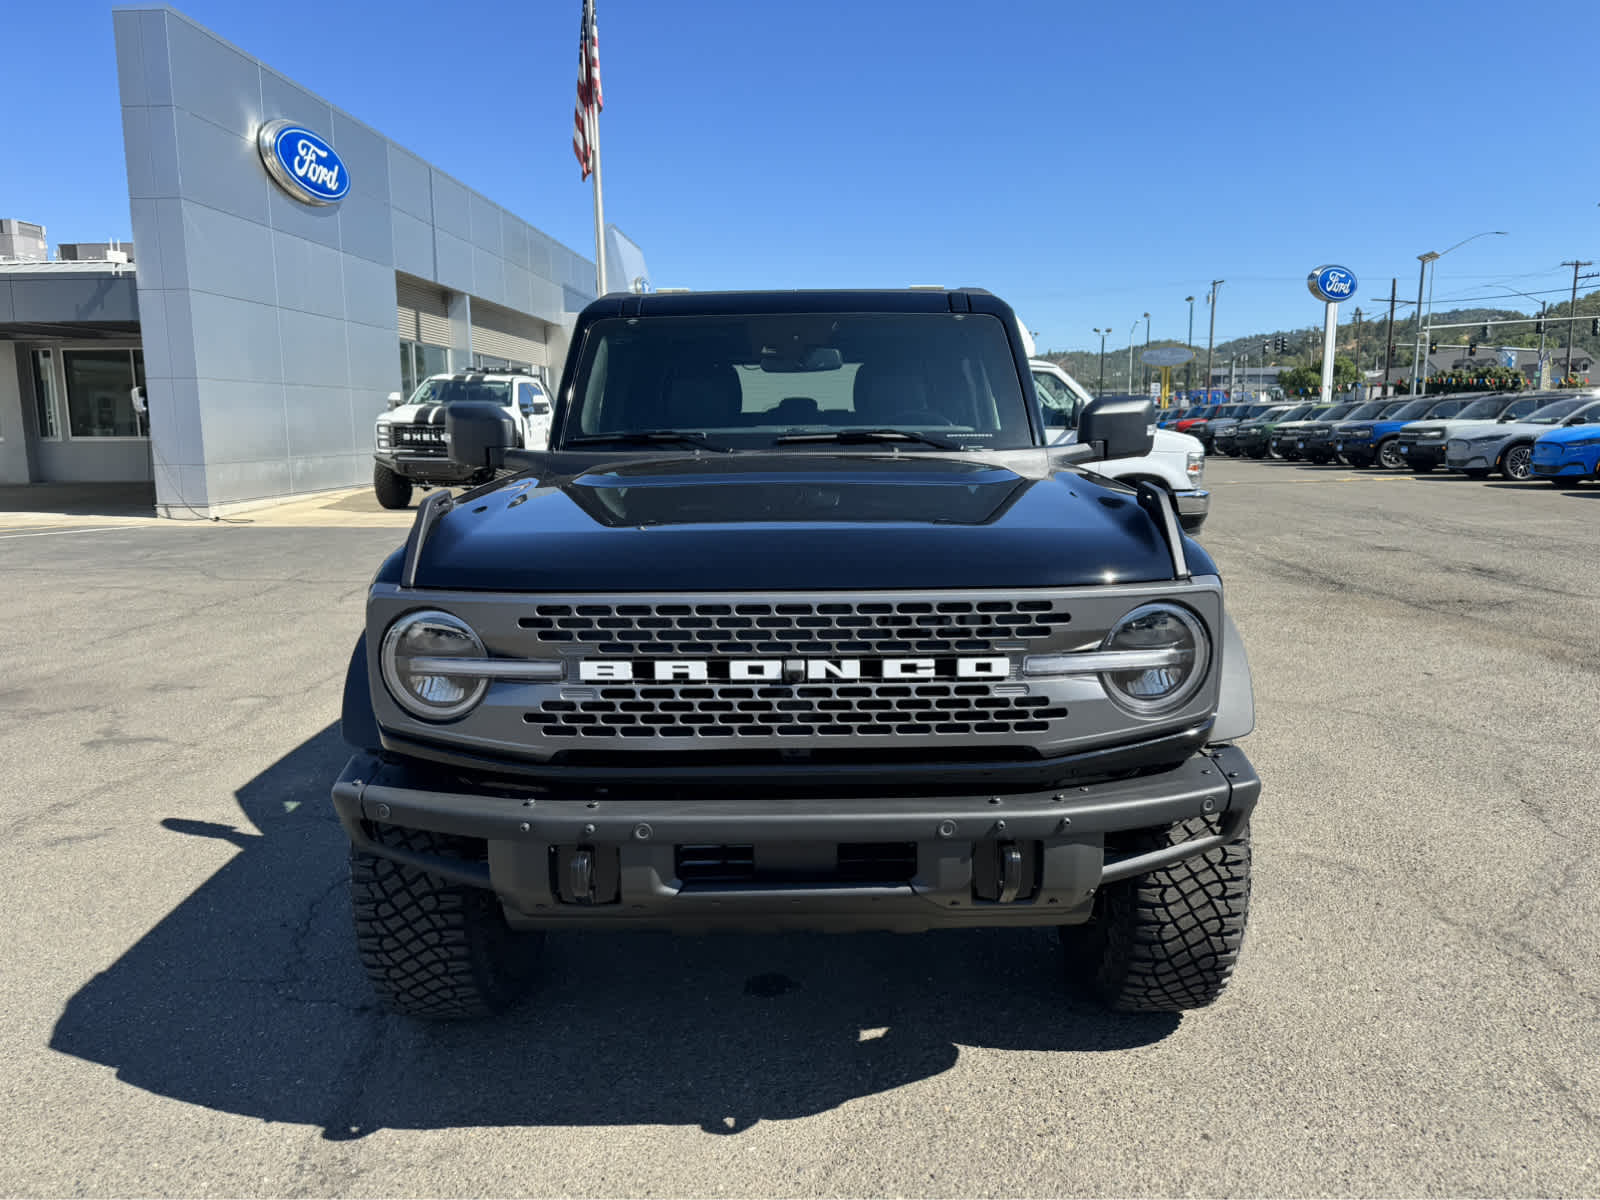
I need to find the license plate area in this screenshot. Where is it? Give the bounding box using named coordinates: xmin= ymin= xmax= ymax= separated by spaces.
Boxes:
xmin=675 ymin=841 xmax=918 ymax=887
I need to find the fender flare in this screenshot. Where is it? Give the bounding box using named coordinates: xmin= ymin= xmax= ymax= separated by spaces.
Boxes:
xmin=341 ymin=632 xmax=382 ymax=751
xmin=1211 ymin=611 xmax=1256 ymax=742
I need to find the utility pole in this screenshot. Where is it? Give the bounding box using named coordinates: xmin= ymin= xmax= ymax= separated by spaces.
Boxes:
xmin=1383 ymin=278 xmax=1397 ymax=397
xmin=1127 ymin=319 xmax=1139 ymax=397
xmin=1185 ymin=296 xmax=1196 ymax=395
xmin=1094 ymin=327 xmax=1110 ymax=394
xmin=1561 ymin=259 xmax=1592 ymax=382
xmin=1204 ymin=280 xmax=1223 ymax=401
xmin=1536 ymin=301 xmax=1548 ymax=385
xmin=1352 ymin=306 xmax=1363 ymax=396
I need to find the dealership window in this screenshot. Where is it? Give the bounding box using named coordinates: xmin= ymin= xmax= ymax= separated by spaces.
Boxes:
xmin=399 ymin=340 xmax=451 ymax=396
xmin=30 ymin=349 xmax=61 ymax=439
xmin=62 ymin=349 xmax=148 ymax=438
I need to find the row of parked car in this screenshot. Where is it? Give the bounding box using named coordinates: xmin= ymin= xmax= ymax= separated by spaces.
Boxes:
xmin=1157 ymin=390 xmax=1600 ymax=482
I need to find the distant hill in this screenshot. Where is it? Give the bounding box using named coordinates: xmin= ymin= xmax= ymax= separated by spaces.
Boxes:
xmin=1041 ymin=290 xmax=1600 ymax=388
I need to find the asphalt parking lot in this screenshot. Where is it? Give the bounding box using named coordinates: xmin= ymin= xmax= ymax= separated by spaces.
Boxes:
xmin=2 ymin=459 xmax=1597 ymax=1197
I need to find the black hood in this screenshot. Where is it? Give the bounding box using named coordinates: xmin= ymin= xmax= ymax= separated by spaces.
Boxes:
xmin=399 ymin=453 xmax=1207 ymax=592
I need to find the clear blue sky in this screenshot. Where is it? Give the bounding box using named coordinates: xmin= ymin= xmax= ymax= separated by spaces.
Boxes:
xmin=4 ymin=0 xmax=1597 ymax=355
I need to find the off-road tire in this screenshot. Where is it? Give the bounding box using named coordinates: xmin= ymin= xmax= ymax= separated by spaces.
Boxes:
xmin=1377 ymin=438 xmax=1405 ymax=470
xmin=373 ymin=464 xmax=414 ymax=510
xmin=351 ymin=826 xmax=542 ymax=1019
xmin=1063 ymin=815 xmax=1251 ymax=1012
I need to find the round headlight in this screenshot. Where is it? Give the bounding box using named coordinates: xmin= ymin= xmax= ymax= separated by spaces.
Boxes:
xmin=1099 ymin=603 xmax=1210 ymax=715
xmin=381 ymin=610 xmax=489 ymax=721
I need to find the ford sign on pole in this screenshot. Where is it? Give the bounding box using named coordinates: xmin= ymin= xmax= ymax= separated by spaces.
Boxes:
xmin=1307 ymin=265 xmax=1358 ymax=401
xmin=256 ymin=120 xmax=350 ymax=206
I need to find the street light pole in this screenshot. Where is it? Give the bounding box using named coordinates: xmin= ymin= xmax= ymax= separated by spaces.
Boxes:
xmin=1094 ymin=327 xmax=1110 ymax=393
xmin=1185 ymin=296 xmax=1196 ymax=396
xmin=1204 ymin=280 xmax=1223 ymax=400
xmin=1412 ymin=230 xmax=1509 ymax=396
xmin=1142 ymin=312 xmax=1151 ymax=393
xmin=1561 ymin=259 xmax=1593 ymax=382
xmin=1411 ymin=253 xmax=1436 ymax=396
xmin=1127 ymin=319 xmax=1139 ymax=397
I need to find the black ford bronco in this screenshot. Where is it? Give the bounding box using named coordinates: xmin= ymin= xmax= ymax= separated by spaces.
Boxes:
xmin=333 ymin=288 xmax=1259 ymax=1019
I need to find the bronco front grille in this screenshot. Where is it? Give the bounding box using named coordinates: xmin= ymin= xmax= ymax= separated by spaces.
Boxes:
xmin=516 ymin=598 xmax=1070 ymax=657
xmin=524 ymin=682 xmax=1068 ymax=740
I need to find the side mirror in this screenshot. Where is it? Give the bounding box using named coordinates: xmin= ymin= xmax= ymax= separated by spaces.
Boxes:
xmin=386 ymin=391 xmax=403 ymax=409
xmin=1078 ymin=395 xmax=1155 ymax=461
xmin=446 ymin=402 xmax=516 ymax=470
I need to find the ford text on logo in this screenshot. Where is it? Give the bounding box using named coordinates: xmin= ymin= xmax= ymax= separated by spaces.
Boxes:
xmin=580 ymin=657 xmax=1010 ymax=683
xmin=256 ymin=120 xmax=350 ymax=206
xmin=1307 ymin=265 xmax=1358 ymax=304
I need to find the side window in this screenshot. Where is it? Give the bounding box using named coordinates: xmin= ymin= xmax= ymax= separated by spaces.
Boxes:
xmin=517 ymin=383 xmax=536 ymax=414
xmin=1030 ymin=371 xmax=1078 ymax=428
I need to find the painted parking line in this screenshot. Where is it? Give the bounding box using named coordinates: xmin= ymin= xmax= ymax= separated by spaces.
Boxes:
xmin=0 ymin=525 xmax=157 ymax=540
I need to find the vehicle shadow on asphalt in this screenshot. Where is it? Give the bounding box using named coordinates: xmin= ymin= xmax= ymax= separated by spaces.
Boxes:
xmin=50 ymin=724 xmax=1178 ymax=1139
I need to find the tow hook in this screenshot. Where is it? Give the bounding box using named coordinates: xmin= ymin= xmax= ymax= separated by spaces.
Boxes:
xmin=973 ymin=840 xmax=1037 ymax=903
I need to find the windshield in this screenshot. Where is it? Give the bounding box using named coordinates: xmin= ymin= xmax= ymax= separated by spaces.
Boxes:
xmin=1389 ymin=400 xmax=1432 ymax=420
xmin=1273 ymin=405 xmax=1312 ymax=421
xmin=1319 ymin=403 xmax=1360 ymax=421
xmin=1342 ymin=402 xmax=1386 ymax=420
xmin=405 ymin=377 xmax=512 ymax=407
xmin=1526 ymin=398 xmax=1590 ymax=424
xmin=566 ymin=313 xmax=1032 ymax=450
xmin=1423 ymin=399 xmax=1466 ymax=418
xmin=1454 ymin=398 xmax=1504 ymax=420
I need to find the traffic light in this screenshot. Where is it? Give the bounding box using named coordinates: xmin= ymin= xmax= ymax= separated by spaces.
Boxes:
xmin=1479 ymin=324 xmax=1490 ymax=339
xmin=1429 ymin=340 xmax=1438 ymax=353
xmin=1468 ymin=342 xmax=1477 ymax=357
xmin=1591 ymin=317 xmax=1599 ymax=336
xmin=1536 ymin=317 xmax=1546 ymax=335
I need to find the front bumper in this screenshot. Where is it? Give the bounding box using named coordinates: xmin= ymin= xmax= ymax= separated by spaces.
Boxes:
xmin=375 ymin=452 xmax=481 ymax=484
xmin=1531 ymin=452 xmax=1594 ymax=478
xmin=1446 ymin=448 xmax=1496 ymax=471
xmin=1173 ymin=487 xmax=1209 ymax=531
xmin=331 ymin=744 xmax=1259 ymax=933
xmin=1398 ymin=440 xmax=1447 ymax=467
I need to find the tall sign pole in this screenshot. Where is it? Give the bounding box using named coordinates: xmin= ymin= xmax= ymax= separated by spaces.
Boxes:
xmin=574 ymin=0 xmax=607 ymax=295
xmin=1308 ymin=265 xmax=1357 ymax=400
xmin=1383 ymin=278 xmax=1396 ymax=397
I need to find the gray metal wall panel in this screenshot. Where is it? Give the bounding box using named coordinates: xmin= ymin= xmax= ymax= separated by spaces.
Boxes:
xmin=335 ymin=185 xmax=394 ymax=266
xmin=342 ymin=254 xmax=396 ymax=332
xmin=113 ymin=11 xmax=147 ymax=107
xmin=331 ymin=112 xmax=391 ymax=198
xmin=502 ymin=216 xmax=530 ymax=269
xmin=181 ymin=200 xmax=277 ymax=307
xmin=284 ymin=383 xmax=356 ymax=457
xmin=387 ymin=146 xmax=432 ymax=221
xmin=273 ymin=231 xmax=346 ymax=321
xmin=8 ymin=277 xmax=140 ymax=324
xmin=173 ymin=109 xmax=269 ymax=224
xmin=0 ymin=278 xmax=13 ymax=323
xmin=187 ymin=292 xmax=282 ymax=383
xmin=260 ymin=69 xmax=331 ymax=142
xmin=267 ymin=183 xmax=340 ymax=250
xmin=198 ymin=380 xmax=288 ymax=464
xmin=390 ymin=209 xmax=433 ymax=280
xmin=433 ymin=230 xmax=473 ymax=293
xmin=470 ymin=194 xmax=502 ymax=254
xmin=165 ymin=15 xmax=260 ymax=139
xmin=472 ymin=247 xmax=505 ymax=307
xmin=279 ymin=309 xmax=351 ymax=388
xmin=430 ymin=172 xmax=470 ymax=240
xmin=136 ymin=11 xmax=173 ymax=107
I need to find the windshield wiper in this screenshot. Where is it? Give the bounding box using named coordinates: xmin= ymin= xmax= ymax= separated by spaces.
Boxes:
xmin=774 ymin=428 xmax=962 ymax=450
xmin=565 ymin=430 xmax=735 ymax=453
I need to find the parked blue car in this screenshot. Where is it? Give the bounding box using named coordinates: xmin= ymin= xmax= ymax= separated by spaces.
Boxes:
xmin=1531 ymin=406 xmax=1600 ymax=484
xmin=1335 ymin=397 xmax=1466 ymax=469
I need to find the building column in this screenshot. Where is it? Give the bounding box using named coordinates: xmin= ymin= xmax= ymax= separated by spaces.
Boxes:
xmin=0 ymin=344 xmax=34 ymax=484
xmin=447 ymin=291 xmax=472 ymax=372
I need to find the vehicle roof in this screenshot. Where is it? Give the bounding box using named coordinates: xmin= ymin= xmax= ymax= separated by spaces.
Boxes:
xmin=584 ymin=287 xmax=1003 ymax=318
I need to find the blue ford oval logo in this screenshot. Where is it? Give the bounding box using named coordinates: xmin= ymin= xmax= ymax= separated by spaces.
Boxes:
xmin=1308 ymin=265 xmax=1357 ymax=304
xmin=256 ymin=120 xmax=350 ymax=206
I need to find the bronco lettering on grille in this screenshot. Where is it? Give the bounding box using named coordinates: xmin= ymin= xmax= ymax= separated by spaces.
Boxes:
xmin=578 ymin=657 xmax=1010 ymax=683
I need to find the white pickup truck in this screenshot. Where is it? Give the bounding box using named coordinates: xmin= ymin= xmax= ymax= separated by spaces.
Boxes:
xmin=372 ymin=371 xmax=552 ymax=509
xmin=1028 ymin=358 xmax=1209 ymax=532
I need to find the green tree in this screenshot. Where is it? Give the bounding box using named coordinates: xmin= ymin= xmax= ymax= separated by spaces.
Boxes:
xmin=1275 ymin=356 xmax=1359 ymax=398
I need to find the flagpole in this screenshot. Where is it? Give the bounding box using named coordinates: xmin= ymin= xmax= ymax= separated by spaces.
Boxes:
xmin=586 ymin=0 xmax=607 ymax=296
xmin=590 ymin=107 xmax=607 ymax=295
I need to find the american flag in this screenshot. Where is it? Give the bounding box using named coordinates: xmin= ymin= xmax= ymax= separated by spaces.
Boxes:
xmin=573 ymin=0 xmax=602 ymax=179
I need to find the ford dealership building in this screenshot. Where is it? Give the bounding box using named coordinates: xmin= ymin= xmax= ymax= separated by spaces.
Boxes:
xmin=0 ymin=6 xmax=642 ymax=515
